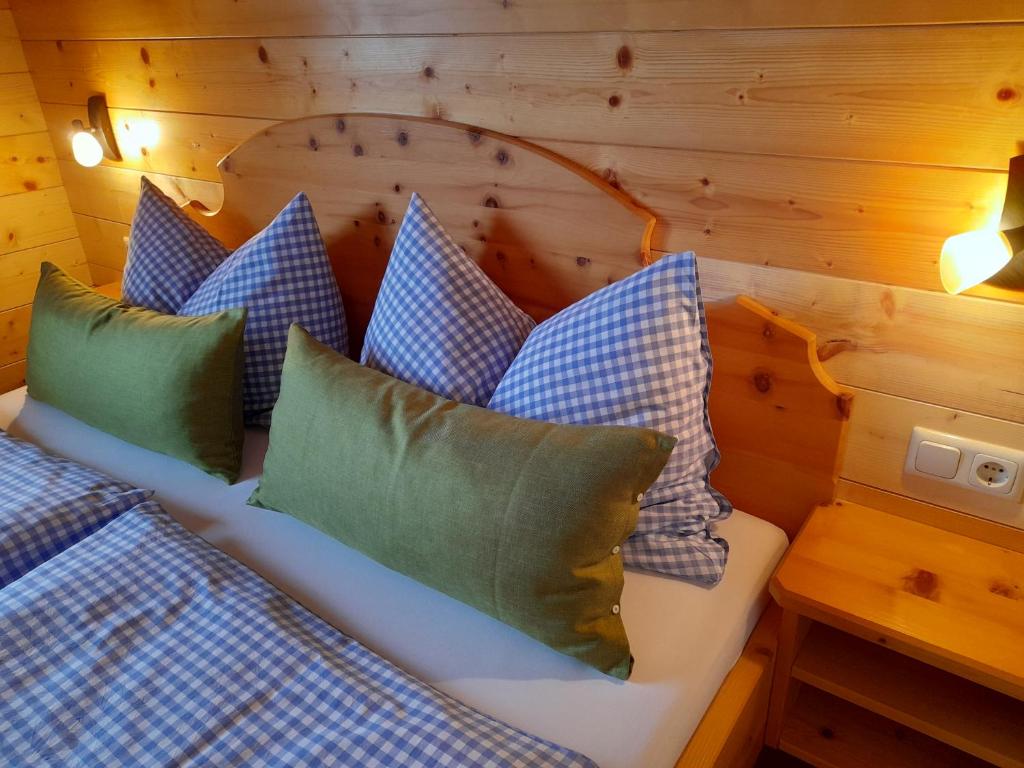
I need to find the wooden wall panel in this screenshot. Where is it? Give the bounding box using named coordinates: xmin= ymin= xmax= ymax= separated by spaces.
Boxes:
xmin=72 ymin=214 xmax=128 ymax=273
xmin=56 ymin=161 xmax=221 ymax=223
xmin=21 ymin=26 xmax=1024 ymax=169
xmin=0 ymin=17 xmax=88 ymax=393
xmin=842 ymin=390 xmax=1024 ymax=528
xmin=10 ymin=0 xmax=1024 ymax=39
xmin=0 ymin=239 xmax=88 ymax=311
xmin=42 ymin=104 xmax=1012 ymax=293
xmin=0 ymin=72 xmax=44 ymax=136
xmin=0 ymin=303 xmax=30 ymax=367
xmin=0 ymin=10 xmax=26 ymax=72
xmin=10 ymin=1 xmax=1024 ymax=530
xmin=42 ymin=104 xmax=267 ymax=183
xmin=0 ymin=188 xmax=77 ymax=256
xmin=696 ymin=257 xmax=1024 ymax=424
xmin=0 ymin=131 xmax=61 ymax=196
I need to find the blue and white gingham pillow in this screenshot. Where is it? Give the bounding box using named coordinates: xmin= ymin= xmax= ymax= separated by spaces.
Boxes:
xmin=0 ymin=429 xmax=152 ymax=587
xmin=179 ymin=193 xmax=348 ymax=426
xmin=489 ymin=253 xmax=732 ymax=584
xmin=361 ymin=194 xmax=535 ymax=405
xmin=122 ymin=177 xmax=230 ymax=313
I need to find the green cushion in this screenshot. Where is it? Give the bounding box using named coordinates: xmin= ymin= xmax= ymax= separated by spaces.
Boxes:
xmin=249 ymin=325 xmax=676 ymax=678
xmin=27 ymin=262 xmax=246 ymax=482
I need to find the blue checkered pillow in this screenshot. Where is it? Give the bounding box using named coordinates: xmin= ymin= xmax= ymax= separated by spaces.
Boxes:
xmin=489 ymin=253 xmax=732 ymax=584
xmin=0 ymin=429 xmax=152 ymax=587
xmin=179 ymin=193 xmax=347 ymax=426
xmin=122 ymin=177 xmax=230 ymax=313
xmin=361 ymin=194 xmax=535 ymax=405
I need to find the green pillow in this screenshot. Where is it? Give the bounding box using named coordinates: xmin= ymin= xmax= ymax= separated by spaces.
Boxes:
xmin=249 ymin=325 xmax=676 ymax=678
xmin=27 ymin=262 xmax=246 ymax=482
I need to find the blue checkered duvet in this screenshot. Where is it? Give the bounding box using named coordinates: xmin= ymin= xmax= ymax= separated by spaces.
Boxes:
xmin=0 ymin=428 xmax=152 ymax=588
xmin=0 ymin=502 xmax=595 ymax=768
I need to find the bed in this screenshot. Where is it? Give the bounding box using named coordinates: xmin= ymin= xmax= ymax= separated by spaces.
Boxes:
xmin=0 ymin=113 xmax=850 ymax=767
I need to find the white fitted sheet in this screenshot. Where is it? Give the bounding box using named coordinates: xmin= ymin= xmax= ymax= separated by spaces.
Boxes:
xmin=0 ymin=388 xmax=788 ymax=768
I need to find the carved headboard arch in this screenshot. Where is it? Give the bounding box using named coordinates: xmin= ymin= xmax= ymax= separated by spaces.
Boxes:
xmin=194 ymin=113 xmax=655 ymax=346
xmin=179 ymin=112 xmax=849 ymax=538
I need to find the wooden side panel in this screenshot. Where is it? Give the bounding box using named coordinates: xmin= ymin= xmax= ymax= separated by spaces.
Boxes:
xmin=11 ymin=0 xmax=1024 ymax=39
xmin=707 ymin=297 xmax=850 ymax=538
xmin=21 ymin=27 xmax=1024 ymax=168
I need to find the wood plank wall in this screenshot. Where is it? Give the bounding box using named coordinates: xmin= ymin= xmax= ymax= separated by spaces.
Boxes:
xmin=7 ymin=1 xmax=1024 ymax=529
xmin=0 ymin=2 xmax=88 ymax=394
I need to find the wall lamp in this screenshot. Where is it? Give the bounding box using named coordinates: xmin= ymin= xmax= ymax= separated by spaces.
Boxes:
xmin=940 ymin=155 xmax=1024 ymax=294
xmin=71 ymin=94 xmax=121 ymax=168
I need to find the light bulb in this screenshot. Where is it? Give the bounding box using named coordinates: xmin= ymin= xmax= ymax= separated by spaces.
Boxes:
xmin=939 ymin=229 xmax=1013 ymax=294
xmin=72 ymin=130 xmax=104 ymax=167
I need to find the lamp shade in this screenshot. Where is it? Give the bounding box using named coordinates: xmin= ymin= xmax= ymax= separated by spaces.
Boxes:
xmin=939 ymin=155 xmax=1024 ymax=294
xmin=71 ymin=130 xmax=104 ymax=168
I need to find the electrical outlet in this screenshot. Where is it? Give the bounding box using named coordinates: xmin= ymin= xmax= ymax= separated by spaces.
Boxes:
xmin=905 ymin=428 xmax=1024 ymax=500
xmin=969 ymin=453 xmax=1019 ymax=493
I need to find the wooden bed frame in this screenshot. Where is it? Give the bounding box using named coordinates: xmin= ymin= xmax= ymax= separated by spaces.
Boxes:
xmin=115 ymin=113 xmax=851 ymax=768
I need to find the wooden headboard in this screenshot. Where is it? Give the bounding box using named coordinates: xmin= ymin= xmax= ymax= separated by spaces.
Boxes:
xmin=180 ymin=113 xmax=849 ymax=538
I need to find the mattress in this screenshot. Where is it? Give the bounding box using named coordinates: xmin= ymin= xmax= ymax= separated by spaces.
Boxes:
xmin=0 ymin=388 xmax=788 ymax=768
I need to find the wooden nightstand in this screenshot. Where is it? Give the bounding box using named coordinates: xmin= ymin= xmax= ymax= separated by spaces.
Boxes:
xmin=767 ymin=501 xmax=1024 ymax=767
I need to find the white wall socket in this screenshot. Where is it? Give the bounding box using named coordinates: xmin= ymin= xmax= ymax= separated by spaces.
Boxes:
xmin=905 ymin=427 xmax=1024 ymax=500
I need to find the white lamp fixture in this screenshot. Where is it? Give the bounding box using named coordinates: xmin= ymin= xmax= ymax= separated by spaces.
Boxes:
xmin=71 ymin=94 xmax=121 ymax=168
xmin=939 ymin=155 xmax=1024 ymax=294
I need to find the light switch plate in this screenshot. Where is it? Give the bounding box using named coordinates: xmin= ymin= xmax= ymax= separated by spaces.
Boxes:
xmin=905 ymin=427 xmax=1024 ymax=500
xmin=914 ymin=441 xmax=961 ymax=479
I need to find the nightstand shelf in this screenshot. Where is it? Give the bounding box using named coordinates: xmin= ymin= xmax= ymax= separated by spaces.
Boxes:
xmin=768 ymin=502 xmax=1024 ymax=768
xmin=792 ymin=624 xmax=1024 ymax=766
xmin=781 ymin=687 xmax=990 ymax=768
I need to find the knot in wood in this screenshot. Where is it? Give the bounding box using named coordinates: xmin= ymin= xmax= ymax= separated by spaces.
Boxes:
xmin=753 ymin=371 xmax=772 ymax=393
xmin=616 ymin=45 xmax=633 ymax=71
